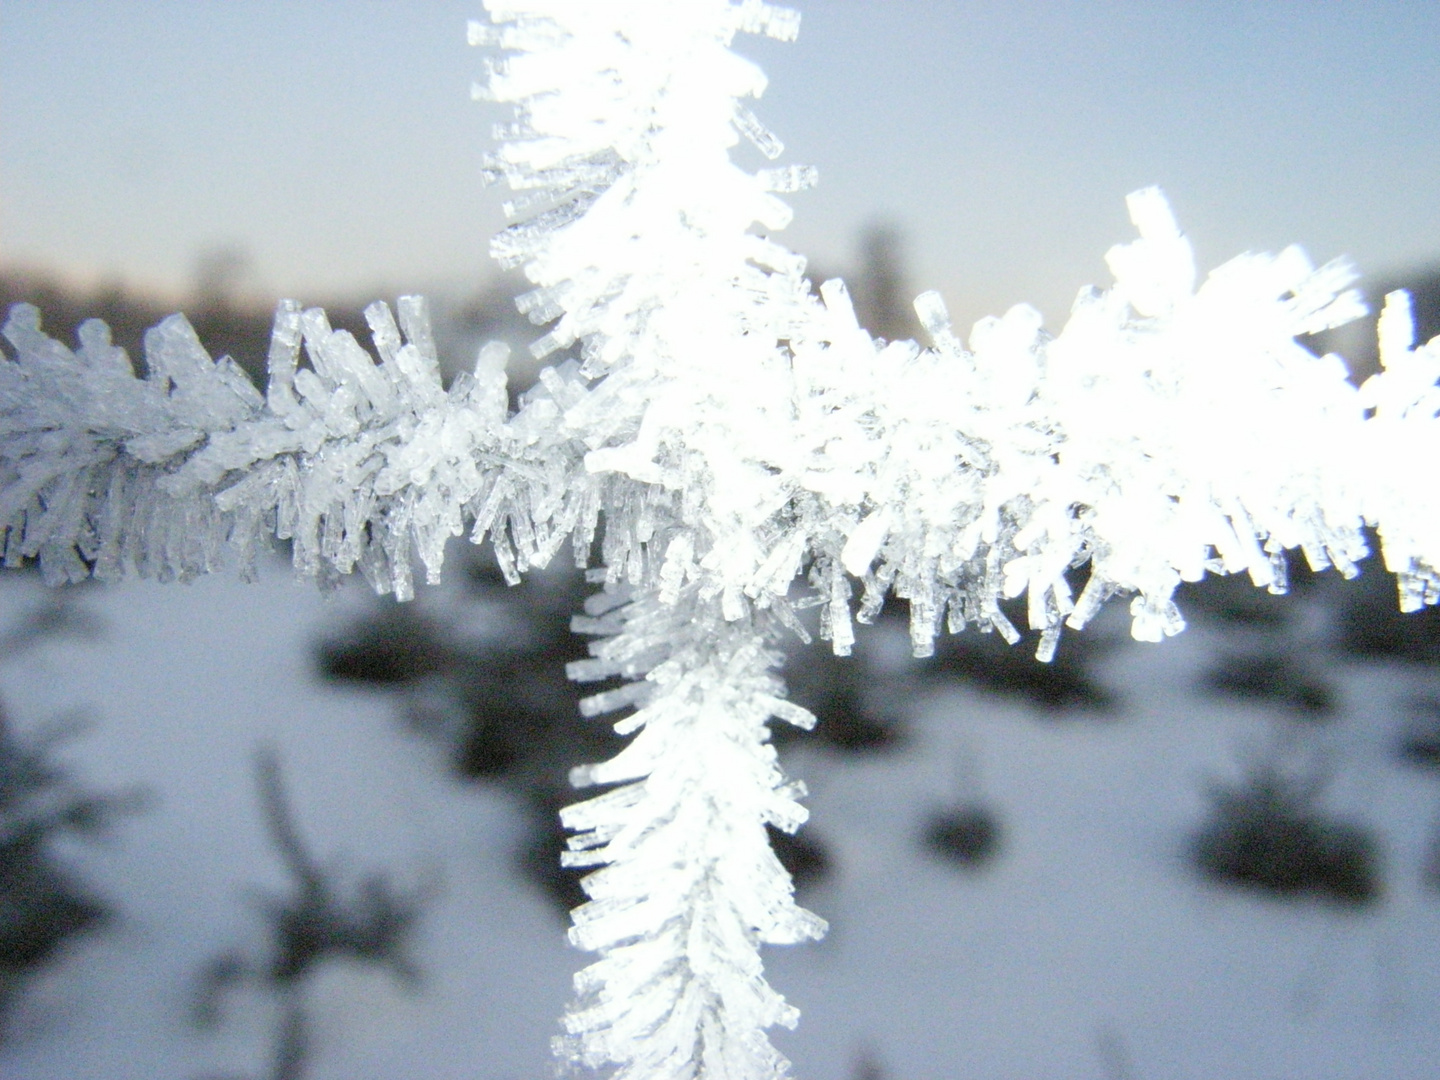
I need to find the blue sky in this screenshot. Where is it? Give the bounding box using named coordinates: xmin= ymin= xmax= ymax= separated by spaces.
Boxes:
xmin=4 ymin=1 xmax=1440 ymax=332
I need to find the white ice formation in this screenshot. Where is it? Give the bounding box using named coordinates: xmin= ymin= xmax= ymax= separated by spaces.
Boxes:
xmin=4 ymin=1 xmax=1440 ymax=1078
xmin=560 ymin=582 xmax=823 ymax=1080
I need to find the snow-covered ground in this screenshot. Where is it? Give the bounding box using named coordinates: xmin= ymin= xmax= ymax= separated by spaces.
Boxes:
xmin=2 ymin=557 xmax=1438 ymax=1080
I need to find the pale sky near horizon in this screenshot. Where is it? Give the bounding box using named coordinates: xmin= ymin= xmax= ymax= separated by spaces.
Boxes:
xmin=3 ymin=1 xmax=1440 ymax=334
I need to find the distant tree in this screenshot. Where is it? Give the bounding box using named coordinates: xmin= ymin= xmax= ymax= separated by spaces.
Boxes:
xmin=1191 ymin=761 xmax=1380 ymax=908
xmin=1180 ymin=535 xmax=1440 ymax=908
xmin=849 ymin=225 xmax=923 ymax=345
xmin=0 ymin=597 xmax=140 ymax=1040
xmin=193 ymin=746 xmax=426 ymax=1080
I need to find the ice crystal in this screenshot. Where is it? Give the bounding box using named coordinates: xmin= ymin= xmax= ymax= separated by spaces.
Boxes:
xmin=3 ymin=1 xmax=1440 ymax=1077
xmin=559 ymin=582 xmax=823 ymax=1080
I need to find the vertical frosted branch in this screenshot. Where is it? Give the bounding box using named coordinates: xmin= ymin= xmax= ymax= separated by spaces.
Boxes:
xmin=559 ymin=584 xmax=824 ymax=1080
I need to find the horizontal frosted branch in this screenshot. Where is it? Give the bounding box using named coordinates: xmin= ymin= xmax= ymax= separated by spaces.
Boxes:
xmin=0 ymin=298 xmax=599 ymax=596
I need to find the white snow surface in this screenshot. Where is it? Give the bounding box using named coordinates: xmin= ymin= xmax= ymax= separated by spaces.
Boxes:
xmin=1 ymin=562 xmax=1439 ymax=1080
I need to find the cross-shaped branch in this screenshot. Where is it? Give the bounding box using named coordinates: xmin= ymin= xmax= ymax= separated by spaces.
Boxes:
xmin=3 ymin=3 xmax=1439 ymax=1078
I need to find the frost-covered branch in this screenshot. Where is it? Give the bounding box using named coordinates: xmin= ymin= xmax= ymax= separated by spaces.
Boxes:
xmin=8 ymin=0 xmax=1437 ymax=646
xmin=473 ymin=0 xmax=1440 ymax=666
xmin=7 ymin=2 xmax=1440 ymax=1077
xmin=0 ymin=297 xmax=593 ymax=597
xmin=558 ymin=581 xmax=824 ymax=1080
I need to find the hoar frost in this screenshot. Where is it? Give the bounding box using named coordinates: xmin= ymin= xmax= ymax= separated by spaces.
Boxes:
xmin=4 ymin=2 xmax=1440 ymax=1078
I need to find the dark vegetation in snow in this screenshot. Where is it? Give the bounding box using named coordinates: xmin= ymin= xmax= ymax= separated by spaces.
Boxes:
xmin=0 ymin=598 xmax=143 ymax=1042
xmin=1190 ymin=763 xmax=1381 ymax=907
xmin=922 ymin=804 xmax=1003 ymax=869
xmin=192 ymin=747 xmax=426 ymax=1080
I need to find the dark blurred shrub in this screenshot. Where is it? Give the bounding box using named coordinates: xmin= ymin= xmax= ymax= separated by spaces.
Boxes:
xmin=922 ymin=804 xmax=1002 ymax=870
xmin=0 ymin=713 xmax=142 ymax=1035
xmin=1191 ymin=764 xmax=1380 ymax=908
xmin=1202 ymin=654 xmax=1334 ymax=717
